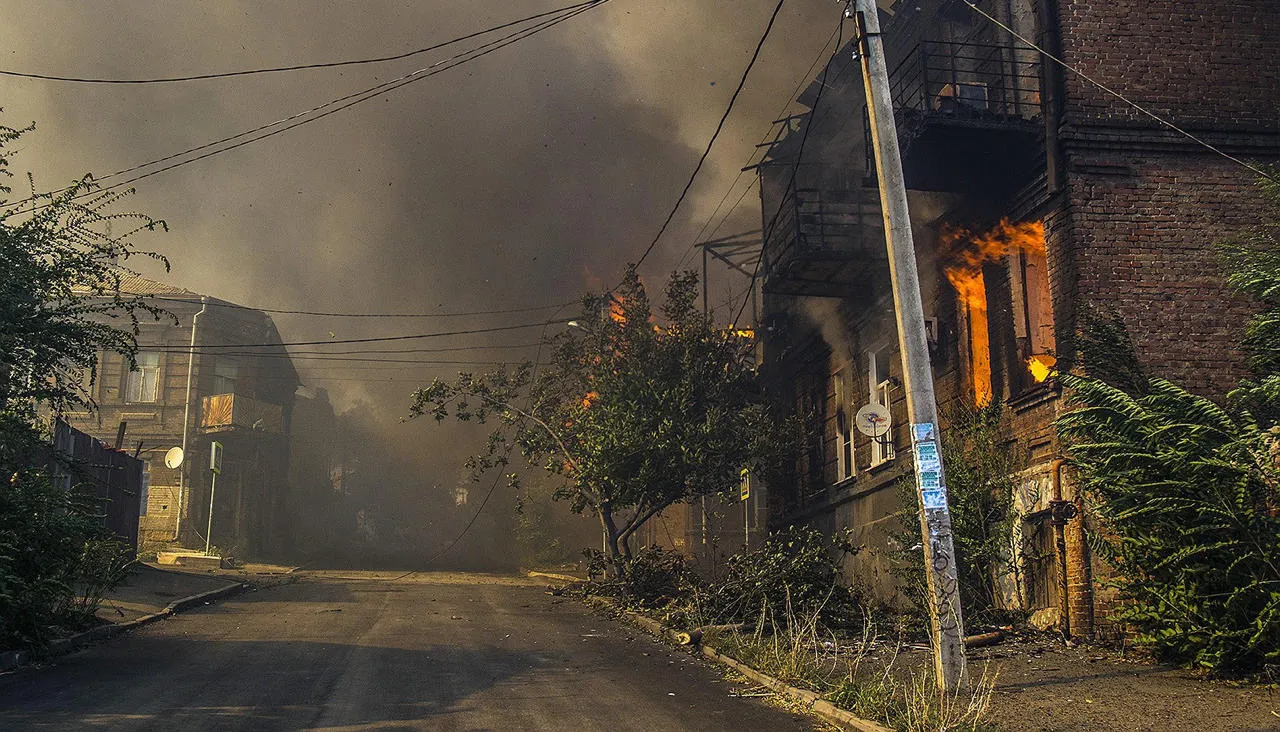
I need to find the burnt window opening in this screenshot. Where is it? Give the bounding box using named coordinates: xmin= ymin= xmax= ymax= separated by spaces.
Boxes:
xmin=833 ymin=366 xmax=855 ymax=483
xmin=213 ymin=358 xmax=239 ymax=395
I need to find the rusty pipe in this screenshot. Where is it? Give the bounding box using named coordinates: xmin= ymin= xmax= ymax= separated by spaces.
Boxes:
xmin=1051 ymin=458 xmax=1070 ymax=639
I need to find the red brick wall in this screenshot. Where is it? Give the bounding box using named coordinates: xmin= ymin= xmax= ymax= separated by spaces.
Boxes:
xmin=1057 ymin=1 xmax=1280 ymax=131
xmin=1059 ymin=153 xmax=1266 ymax=396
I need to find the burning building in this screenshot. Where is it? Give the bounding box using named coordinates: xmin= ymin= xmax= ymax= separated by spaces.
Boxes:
xmin=753 ymin=0 xmax=1279 ymax=635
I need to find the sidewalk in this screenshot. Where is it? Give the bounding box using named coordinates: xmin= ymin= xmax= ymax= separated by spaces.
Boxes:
xmin=96 ymin=563 xmax=238 ymax=624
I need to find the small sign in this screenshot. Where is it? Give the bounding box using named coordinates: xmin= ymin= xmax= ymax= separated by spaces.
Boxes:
xmin=921 ymin=488 xmax=948 ymax=510
xmin=919 ymin=470 xmax=941 ymax=489
xmin=912 ymin=422 xmax=936 ymax=442
xmin=739 ymin=468 xmax=751 ymax=502
xmin=914 ymin=441 xmax=941 ymax=473
xmin=210 ymin=441 xmax=224 ymax=475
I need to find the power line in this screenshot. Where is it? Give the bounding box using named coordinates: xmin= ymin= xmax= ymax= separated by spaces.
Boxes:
xmin=632 ymin=0 xmax=789 ymax=270
xmin=676 ymin=23 xmax=844 ymax=271
xmin=0 ymin=2 xmax=601 ymax=84
xmin=2 ymin=1 xmax=607 ymax=215
xmin=134 ymin=293 xmax=576 ymax=319
xmin=146 ymin=319 xmax=572 ymax=350
xmin=960 ymin=0 xmax=1279 ymax=184
xmin=732 ymin=10 xmax=846 ymax=326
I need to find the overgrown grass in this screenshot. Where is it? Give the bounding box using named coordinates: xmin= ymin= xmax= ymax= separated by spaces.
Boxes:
xmin=713 ymin=602 xmax=996 ymax=732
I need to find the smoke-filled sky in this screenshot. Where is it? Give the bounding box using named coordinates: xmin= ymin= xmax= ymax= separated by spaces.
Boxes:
xmin=0 ymin=0 xmax=840 ymax=459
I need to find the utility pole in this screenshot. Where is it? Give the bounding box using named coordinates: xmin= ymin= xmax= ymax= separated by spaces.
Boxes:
xmin=852 ymin=0 xmax=967 ymax=692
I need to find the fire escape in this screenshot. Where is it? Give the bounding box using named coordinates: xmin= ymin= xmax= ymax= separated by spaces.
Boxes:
xmin=760 ymin=174 xmax=884 ymax=299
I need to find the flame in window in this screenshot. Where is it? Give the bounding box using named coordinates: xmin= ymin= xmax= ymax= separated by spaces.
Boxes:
xmin=941 ymin=219 xmax=1047 ymax=405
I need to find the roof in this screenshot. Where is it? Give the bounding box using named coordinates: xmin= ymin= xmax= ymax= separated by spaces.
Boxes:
xmin=113 ymin=273 xmax=201 ymax=298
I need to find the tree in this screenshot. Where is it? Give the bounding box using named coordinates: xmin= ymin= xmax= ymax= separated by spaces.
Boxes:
xmin=0 ymin=120 xmax=168 ymax=650
xmin=410 ymin=267 xmax=765 ymax=574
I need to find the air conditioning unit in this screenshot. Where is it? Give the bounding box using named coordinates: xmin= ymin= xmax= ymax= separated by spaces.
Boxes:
xmin=934 ymin=82 xmax=989 ymax=113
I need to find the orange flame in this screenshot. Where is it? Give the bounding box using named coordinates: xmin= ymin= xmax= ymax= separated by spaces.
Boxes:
xmin=941 ymin=219 xmax=1047 ymax=405
xmin=608 ymin=299 xmax=626 ymax=324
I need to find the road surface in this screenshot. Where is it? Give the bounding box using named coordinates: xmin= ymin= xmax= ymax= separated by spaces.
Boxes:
xmin=0 ymin=571 xmax=817 ymax=731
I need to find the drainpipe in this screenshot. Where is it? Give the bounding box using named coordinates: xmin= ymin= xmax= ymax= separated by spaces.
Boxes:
xmin=1049 ymin=458 xmax=1077 ymax=639
xmin=174 ymin=296 xmax=208 ymax=541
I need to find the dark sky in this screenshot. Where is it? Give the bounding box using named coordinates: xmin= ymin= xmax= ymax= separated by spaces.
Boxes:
xmin=0 ymin=0 xmax=841 ymax=456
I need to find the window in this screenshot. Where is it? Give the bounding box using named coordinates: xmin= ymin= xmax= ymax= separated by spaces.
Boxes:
xmin=833 ymin=367 xmax=855 ymax=483
xmin=212 ymin=358 xmax=238 ymax=395
xmin=125 ymin=352 xmax=160 ymax=402
xmin=1009 ymin=247 xmax=1056 ymax=393
xmin=868 ymin=349 xmax=896 ymax=466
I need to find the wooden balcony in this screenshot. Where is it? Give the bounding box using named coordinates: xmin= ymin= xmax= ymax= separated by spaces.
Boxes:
xmin=201 ymin=393 xmax=284 ymax=434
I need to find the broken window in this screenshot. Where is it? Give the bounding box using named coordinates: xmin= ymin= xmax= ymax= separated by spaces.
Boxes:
xmin=125 ymin=352 xmax=160 ymax=403
xmin=1009 ymin=247 xmax=1056 ymax=392
xmin=868 ymin=349 xmax=896 ymax=467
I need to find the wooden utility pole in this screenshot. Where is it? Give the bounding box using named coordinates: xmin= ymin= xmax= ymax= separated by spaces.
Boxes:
xmin=852 ymin=0 xmax=968 ymax=692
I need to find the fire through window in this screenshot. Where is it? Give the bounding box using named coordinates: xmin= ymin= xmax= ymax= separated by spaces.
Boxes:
xmin=941 ymin=219 xmax=1055 ymax=406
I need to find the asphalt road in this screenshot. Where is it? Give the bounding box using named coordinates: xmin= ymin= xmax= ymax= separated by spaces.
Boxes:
xmin=0 ymin=571 xmax=817 ymax=731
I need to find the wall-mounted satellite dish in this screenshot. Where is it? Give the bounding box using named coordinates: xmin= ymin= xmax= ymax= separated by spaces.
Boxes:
xmin=855 ymin=403 xmax=892 ymax=438
xmin=164 ymin=446 xmax=185 ymax=469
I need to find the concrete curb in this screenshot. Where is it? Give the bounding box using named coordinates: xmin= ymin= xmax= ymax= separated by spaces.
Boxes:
xmin=582 ymin=594 xmax=893 ymax=732
xmin=0 ymin=581 xmax=247 ymax=673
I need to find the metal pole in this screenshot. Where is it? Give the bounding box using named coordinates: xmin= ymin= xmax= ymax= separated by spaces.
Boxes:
xmin=175 ymin=296 xmax=208 ymax=541
xmin=204 ymin=470 xmax=218 ymax=556
xmin=853 ymin=0 xmax=967 ymax=692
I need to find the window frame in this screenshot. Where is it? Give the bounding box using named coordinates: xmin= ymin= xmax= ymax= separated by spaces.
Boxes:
xmin=125 ymin=352 xmax=161 ymax=403
xmin=868 ymin=349 xmax=896 ymax=467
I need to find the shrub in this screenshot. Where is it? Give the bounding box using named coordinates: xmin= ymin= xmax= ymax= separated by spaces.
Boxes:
xmin=697 ymin=525 xmax=863 ymax=630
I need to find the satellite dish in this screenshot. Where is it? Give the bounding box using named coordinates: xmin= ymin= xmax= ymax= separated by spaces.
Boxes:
xmin=855 ymin=403 xmax=892 ymax=437
xmin=164 ymin=447 xmax=185 ymax=469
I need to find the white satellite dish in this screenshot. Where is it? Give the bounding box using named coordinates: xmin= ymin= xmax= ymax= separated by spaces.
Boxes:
xmin=164 ymin=446 xmax=185 ymax=469
xmin=854 ymin=403 xmax=892 ymax=438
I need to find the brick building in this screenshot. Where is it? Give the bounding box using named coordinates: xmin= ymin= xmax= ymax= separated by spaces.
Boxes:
xmin=753 ymin=0 xmax=1279 ymax=634
xmin=65 ymin=275 xmax=298 ymax=557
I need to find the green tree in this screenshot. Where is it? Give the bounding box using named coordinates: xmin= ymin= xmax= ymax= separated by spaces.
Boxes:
xmin=0 ymin=120 xmax=167 ymax=650
xmin=410 ymin=267 xmax=766 ymax=574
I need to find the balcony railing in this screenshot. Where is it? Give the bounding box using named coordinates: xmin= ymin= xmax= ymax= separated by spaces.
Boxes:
xmin=762 ymin=185 xmax=882 ymax=296
xmin=888 ymin=40 xmax=1041 ymax=151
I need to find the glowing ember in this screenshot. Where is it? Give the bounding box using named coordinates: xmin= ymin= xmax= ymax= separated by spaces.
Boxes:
xmin=581 ymin=390 xmax=598 ymax=409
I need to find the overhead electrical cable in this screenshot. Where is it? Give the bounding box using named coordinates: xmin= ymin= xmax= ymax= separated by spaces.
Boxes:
xmin=2 ymin=0 xmax=607 ymax=215
xmin=632 ymin=0 xmax=789 ymax=270
xmin=732 ymin=10 xmax=845 ymax=326
xmin=960 ymin=0 xmax=1278 ymax=184
xmin=130 ymin=293 xmax=577 ymax=318
xmin=0 ymin=2 xmax=602 ymax=84
xmin=147 ymin=319 xmax=573 ymax=350
xmin=675 ymin=23 xmax=843 ymax=271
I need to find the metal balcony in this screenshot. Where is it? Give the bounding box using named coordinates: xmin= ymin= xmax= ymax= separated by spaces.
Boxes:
xmin=761 ymin=185 xmax=884 ymax=298
xmin=876 ymin=40 xmax=1044 ymax=192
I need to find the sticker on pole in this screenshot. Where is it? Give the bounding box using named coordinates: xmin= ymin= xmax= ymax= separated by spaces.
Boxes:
xmin=912 ymin=422 xmax=936 ymax=442
xmin=921 ymin=489 xmax=948 ymax=510
xmin=914 ymin=440 xmax=941 ymax=473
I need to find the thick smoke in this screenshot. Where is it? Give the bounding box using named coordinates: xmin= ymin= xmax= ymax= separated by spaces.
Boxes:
xmin=1 ymin=0 xmax=836 ymax=563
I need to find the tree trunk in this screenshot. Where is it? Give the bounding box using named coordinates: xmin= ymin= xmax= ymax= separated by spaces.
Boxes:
xmin=598 ymin=504 xmax=624 ymax=578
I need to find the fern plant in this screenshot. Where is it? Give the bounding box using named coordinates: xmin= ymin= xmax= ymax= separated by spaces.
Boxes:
xmin=1058 ymin=374 xmax=1280 ymax=671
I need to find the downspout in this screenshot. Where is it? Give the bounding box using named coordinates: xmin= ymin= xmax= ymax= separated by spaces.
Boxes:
xmin=174 ymin=296 xmax=208 ymax=541
xmin=1050 ymin=458 xmax=1075 ymax=639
